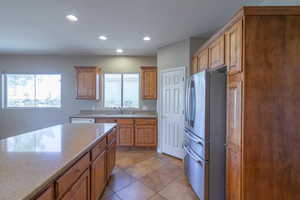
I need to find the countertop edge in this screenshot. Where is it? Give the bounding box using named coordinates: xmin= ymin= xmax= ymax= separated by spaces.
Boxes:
xmin=23 ymin=124 xmax=117 ymax=200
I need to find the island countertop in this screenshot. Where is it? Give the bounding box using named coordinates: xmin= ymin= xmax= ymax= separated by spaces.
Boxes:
xmin=0 ymin=123 xmax=116 ymax=200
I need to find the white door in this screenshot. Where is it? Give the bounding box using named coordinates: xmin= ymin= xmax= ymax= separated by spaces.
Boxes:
xmin=161 ymin=67 xmax=185 ymax=159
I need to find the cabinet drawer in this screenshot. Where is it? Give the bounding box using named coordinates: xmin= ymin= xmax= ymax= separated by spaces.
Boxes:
xmin=91 ymin=138 xmax=106 ymax=161
xmin=96 ymin=118 xmax=117 ymax=123
xmin=135 ymin=119 xmax=157 ymax=125
xmin=117 ymin=119 xmax=134 ymax=125
xmin=107 ymin=129 xmax=117 ymax=145
xmin=56 ymin=153 xmax=90 ymax=198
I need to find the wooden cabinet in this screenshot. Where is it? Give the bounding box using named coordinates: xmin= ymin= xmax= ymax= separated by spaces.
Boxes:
xmin=209 ymin=35 xmax=225 ymax=69
xmin=191 ymin=6 xmax=300 ymax=200
xmin=61 ymin=170 xmax=90 ymax=200
xmin=117 ymin=119 xmax=134 ymax=146
xmin=191 ymin=56 xmax=198 ymax=74
xmin=226 ymin=75 xmax=243 ymax=200
xmin=107 ymin=140 xmax=116 ymax=180
xmin=197 ymin=49 xmax=209 ymax=72
xmin=141 ymin=66 xmax=157 ymax=99
xmin=135 ymin=125 xmax=157 ymax=147
xmin=75 ymin=66 xmax=100 ymax=100
xmin=36 ymin=185 xmax=54 ymax=200
xmin=226 ymin=20 xmax=243 ymax=75
xmin=135 ymin=119 xmax=157 ymax=147
xmin=91 ymin=151 xmax=106 ymax=200
xmin=56 ymin=153 xmax=90 ymax=199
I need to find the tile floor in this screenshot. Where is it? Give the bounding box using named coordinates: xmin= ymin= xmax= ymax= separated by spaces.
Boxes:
xmin=101 ymin=148 xmax=199 ymax=200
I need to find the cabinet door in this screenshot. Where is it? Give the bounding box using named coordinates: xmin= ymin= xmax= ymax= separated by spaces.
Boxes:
xmin=135 ymin=125 xmax=157 ymax=147
xmin=141 ymin=67 xmax=157 ymax=99
xmin=227 ymin=76 xmax=243 ymax=200
xmin=197 ymin=49 xmax=209 ymax=72
xmin=191 ymin=56 xmax=198 ymax=74
xmin=61 ymin=170 xmax=90 ymax=200
xmin=117 ymin=125 xmax=134 ymax=146
xmin=107 ymin=140 xmax=116 ymax=180
xmin=75 ymin=67 xmax=100 ymax=100
xmin=226 ymin=20 xmax=243 ymax=75
xmin=36 ymin=185 xmax=54 ymax=200
xmin=91 ymin=151 xmax=106 ymax=200
xmin=209 ymin=35 xmax=225 ymax=69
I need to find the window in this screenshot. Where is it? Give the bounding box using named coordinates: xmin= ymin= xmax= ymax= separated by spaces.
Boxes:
xmin=104 ymin=73 xmax=139 ymax=108
xmin=4 ymin=74 xmax=61 ymax=108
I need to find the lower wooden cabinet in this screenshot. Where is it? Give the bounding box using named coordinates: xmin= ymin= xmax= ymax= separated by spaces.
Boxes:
xmin=91 ymin=151 xmax=106 ymax=200
xmin=117 ymin=125 xmax=134 ymax=146
xmin=135 ymin=125 xmax=157 ymax=146
xmin=61 ymin=170 xmax=90 ymax=200
xmin=107 ymin=140 xmax=116 ymax=180
xmin=36 ymin=185 xmax=54 ymax=200
xmin=226 ymin=74 xmax=243 ymax=200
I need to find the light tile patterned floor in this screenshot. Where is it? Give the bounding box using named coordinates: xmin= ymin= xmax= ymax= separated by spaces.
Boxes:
xmin=101 ymin=148 xmax=199 ymax=200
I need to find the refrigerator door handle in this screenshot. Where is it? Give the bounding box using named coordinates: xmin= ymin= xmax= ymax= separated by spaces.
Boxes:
xmin=185 ymin=78 xmax=191 ymax=125
xmin=185 ymin=130 xmax=204 ymax=145
xmin=183 ymin=145 xmax=204 ymax=164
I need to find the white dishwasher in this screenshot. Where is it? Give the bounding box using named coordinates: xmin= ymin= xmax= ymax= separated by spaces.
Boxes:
xmin=71 ymin=118 xmax=95 ymax=124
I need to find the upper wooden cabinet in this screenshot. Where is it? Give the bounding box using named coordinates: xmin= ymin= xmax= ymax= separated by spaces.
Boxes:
xmin=197 ymin=49 xmax=209 ymax=72
xmin=226 ymin=20 xmax=243 ymax=75
xmin=141 ymin=66 xmax=157 ymax=99
xmin=75 ymin=66 xmax=100 ymax=100
xmin=209 ymin=35 xmax=225 ymax=69
xmin=191 ymin=56 xmax=198 ymax=75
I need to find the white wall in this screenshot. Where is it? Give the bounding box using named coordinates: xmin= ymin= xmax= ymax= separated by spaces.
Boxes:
xmin=0 ymin=55 xmax=156 ymax=139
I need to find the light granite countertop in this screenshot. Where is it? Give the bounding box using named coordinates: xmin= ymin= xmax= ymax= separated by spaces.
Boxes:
xmin=70 ymin=110 xmax=157 ymax=119
xmin=0 ymin=123 xmax=116 ymax=200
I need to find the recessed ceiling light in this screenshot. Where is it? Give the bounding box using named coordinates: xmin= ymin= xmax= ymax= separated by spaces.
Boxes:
xmin=143 ymin=36 xmax=151 ymax=41
xmin=116 ymin=49 xmax=123 ymax=53
xmin=99 ymin=35 xmax=107 ymax=40
xmin=66 ymin=14 xmax=78 ymax=22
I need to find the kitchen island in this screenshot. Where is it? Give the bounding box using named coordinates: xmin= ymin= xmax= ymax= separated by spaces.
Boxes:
xmin=0 ymin=123 xmax=117 ymax=200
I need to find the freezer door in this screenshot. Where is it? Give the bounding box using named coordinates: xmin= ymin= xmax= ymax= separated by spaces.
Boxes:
xmin=185 ymin=71 xmax=209 ymax=140
xmin=184 ymin=145 xmax=208 ymax=200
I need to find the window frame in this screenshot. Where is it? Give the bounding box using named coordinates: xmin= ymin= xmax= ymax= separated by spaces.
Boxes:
xmin=2 ymin=73 xmax=62 ymax=109
xmin=103 ymin=72 xmax=140 ymax=109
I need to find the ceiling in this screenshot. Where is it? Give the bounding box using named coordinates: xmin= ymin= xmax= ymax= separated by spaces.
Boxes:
xmin=0 ymin=0 xmax=264 ymax=56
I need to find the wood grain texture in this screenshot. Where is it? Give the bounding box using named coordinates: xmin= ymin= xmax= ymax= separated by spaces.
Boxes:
xmin=107 ymin=140 xmax=116 ymax=181
xmin=243 ymin=15 xmax=300 ymax=200
xmin=227 ymin=74 xmax=244 ymax=200
xmin=141 ymin=66 xmax=157 ymax=99
xmin=56 ymin=153 xmax=90 ymax=199
xmin=117 ymin=125 xmax=134 ymax=146
xmin=74 ymin=66 xmax=100 ymax=100
xmin=197 ymin=49 xmax=209 ymax=72
xmin=226 ymin=19 xmax=243 ymax=75
xmin=209 ymin=35 xmax=225 ymax=69
xmin=91 ymin=151 xmax=106 ymax=200
xmin=35 ymin=185 xmax=54 ymax=200
xmin=134 ymin=125 xmax=157 ymax=147
xmin=61 ymin=170 xmax=90 ymax=200
xmin=191 ymin=56 xmax=198 ymax=75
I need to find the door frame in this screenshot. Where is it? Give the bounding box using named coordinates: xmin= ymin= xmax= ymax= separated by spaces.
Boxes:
xmin=158 ymin=66 xmax=186 ymax=158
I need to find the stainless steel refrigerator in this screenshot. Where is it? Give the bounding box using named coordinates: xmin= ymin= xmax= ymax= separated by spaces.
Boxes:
xmin=184 ymin=69 xmax=226 ymax=200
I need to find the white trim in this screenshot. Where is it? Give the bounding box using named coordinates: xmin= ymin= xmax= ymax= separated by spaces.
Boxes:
xmin=158 ymin=66 xmax=186 ymax=155
xmin=103 ymin=72 xmax=140 ymax=109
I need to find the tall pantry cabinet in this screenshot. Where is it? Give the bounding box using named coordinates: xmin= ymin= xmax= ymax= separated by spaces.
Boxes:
xmin=192 ymin=6 xmax=300 ymax=200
